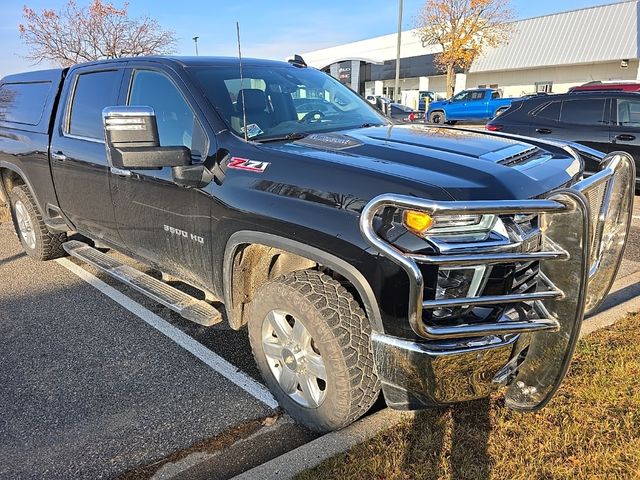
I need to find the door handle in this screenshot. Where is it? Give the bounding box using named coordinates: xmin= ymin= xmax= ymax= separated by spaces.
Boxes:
xmin=51 ymin=152 xmax=67 ymax=161
xmin=614 ymin=134 xmax=636 ymax=142
xmin=536 ymin=128 xmax=552 ymax=134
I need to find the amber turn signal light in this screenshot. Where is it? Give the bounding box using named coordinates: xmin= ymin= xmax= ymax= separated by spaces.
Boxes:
xmin=403 ymin=210 xmax=434 ymax=234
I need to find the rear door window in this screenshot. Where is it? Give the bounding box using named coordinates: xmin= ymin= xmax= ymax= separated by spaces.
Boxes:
xmin=560 ymin=98 xmax=606 ymax=125
xmin=0 ymin=82 xmax=52 ymax=126
xmin=68 ymin=70 xmax=122 ymax=140
xmin=616 ymin=98 xmax=640 ymax=127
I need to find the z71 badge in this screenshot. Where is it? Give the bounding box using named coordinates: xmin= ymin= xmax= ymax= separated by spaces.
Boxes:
xmin=227 ymin=157 xmax=270 ymax=173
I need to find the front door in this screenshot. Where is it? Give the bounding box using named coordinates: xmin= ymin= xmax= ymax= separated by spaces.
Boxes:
xmin=50 ymin=66 xmax=125 ymax=245
xmin=110 ymin=67 xmax=215 ymax=290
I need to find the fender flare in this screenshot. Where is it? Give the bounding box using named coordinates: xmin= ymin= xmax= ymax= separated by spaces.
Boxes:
xmin=223 ymin=231 xmax=383 ymax=332
xmin=0 ymin=162 xmax=42 ymax=214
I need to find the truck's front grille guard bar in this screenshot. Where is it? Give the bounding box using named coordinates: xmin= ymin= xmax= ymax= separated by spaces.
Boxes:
xmin=359 ymin=196 xmax=573 ymax=340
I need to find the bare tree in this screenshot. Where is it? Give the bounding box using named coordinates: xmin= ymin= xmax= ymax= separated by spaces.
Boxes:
xmin=416 ymin=0 xmax=513 ymax=97
xmin=19 ymin=0 xmax=177 ymax=67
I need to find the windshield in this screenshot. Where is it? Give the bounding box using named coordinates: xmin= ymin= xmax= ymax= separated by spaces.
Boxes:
xmin=188 ymin=65 xmax=388 ymax=141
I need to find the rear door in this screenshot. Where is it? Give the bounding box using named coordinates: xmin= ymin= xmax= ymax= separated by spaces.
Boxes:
xmin=609 ymin=97 xmax=640 ymax=173
xmin=110 ymin=65 xmax=215 ymax=290
xmin=50 ymin=65 xmax=125 ymax=245
xmin=528 ymin=97 xmax=610 ymax=153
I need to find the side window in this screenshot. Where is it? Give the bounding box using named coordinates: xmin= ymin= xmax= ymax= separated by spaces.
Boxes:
xmin=128 ymin=70 xmax=205 ymax=157
xmin=534 ymin=101 xmax=561 ymax=121
xmin=491 ymin=91 xmax=500 ymax=100
xmin=68 ymin=70 xmax=121 ymax=139
xmin=0 ymin=82 xmax=52 ymax=126
xmin=616 ymin=99 xmax=640 ymax=127
xmin=560 ymin=98 xmax=606 ymax=125
xmin=469 ymin=91 xmax=485 ymax=101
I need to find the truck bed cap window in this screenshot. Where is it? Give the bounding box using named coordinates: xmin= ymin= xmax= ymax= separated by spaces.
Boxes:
xmin=0 ymin=82 xmax=52 ymax=126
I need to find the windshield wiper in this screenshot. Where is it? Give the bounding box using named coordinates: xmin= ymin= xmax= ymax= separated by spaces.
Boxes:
xmin=255 ymin=132 xmax=308 ymax=143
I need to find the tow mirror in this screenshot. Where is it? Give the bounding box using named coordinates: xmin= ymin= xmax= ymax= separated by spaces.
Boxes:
xmin=102 ymin=106 xmax=191 ymax=170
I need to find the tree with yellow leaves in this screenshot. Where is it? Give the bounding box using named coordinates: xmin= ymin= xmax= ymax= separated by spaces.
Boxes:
xmin=416 ymin=0 xmax=513 ymax=97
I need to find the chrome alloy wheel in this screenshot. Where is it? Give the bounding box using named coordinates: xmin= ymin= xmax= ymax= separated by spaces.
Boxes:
xmin=261 ymin=309 xmax=327 ymax=408
xmin=14 ymin=200 xmax=36 ymax=250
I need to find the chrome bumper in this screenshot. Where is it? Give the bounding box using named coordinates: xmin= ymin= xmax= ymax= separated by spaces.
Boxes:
xmin=360 ymin=152 xmax=635 ymax=410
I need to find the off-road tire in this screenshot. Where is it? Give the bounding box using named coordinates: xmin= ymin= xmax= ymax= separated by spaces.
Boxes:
xmin=9 ymin=185 xmax=67 ymax=260
xmin=429 ymin=110 xmax=446 ymax=124
xmin=248 ymin=270 xmax=380 ymax=432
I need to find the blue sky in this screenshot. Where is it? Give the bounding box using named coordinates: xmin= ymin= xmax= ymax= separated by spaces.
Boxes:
xmin=0 ymin=0 xmax=621 ymax=76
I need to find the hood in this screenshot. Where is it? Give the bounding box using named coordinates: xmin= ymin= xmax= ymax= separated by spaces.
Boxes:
xmin=429 ymin=100 xmax=449 ymax=109
xmin=257 ymin=125 xmax=581 ymax=201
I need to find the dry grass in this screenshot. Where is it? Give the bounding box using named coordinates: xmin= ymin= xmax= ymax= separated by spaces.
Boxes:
xmin=298 ymin=313 xmax=640 ymax=480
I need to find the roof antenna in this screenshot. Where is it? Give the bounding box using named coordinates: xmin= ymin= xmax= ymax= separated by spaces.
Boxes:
xmin=236 ymin=21 xmax=248 ymax=142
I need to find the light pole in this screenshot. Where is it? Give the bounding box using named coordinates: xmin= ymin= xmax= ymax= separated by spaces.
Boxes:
xmin=394 ymin=0 xmax=403 ymax=103
xmin=193 ymin=36 xmax=200 ymax=56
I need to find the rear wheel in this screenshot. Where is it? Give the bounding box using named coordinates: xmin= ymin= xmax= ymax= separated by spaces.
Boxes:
xmin=9 ymin=185 xmax=67 ymax=260
xmin=247 ymin=270 xmax=380 ymax=432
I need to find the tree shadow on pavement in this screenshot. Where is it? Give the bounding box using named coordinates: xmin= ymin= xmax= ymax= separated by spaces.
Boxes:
xmin=401 ymin=398 xmax=492 ymax=480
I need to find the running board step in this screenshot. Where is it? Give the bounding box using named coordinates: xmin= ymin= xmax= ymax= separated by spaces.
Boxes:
xmin=63 ymin=240 xmax=222 ymax=326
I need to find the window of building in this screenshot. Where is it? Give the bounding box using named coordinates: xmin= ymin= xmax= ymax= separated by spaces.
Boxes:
xmin=129 ymin=70 xmax=202 ymax=154
xmin=534 ymin=101 xmax=561 ymax=121
xmin=560 ymin=98 xmax=606 ymax=125
xmin=535 ymin=81 xmax=553 ymax=93
xmin=616 ymin=99 xmax=640 ymax=126
xmin=0 ymin=82 xmax=52 ymax=126
xmin=68 ymin=70 xmax=121 ymax=139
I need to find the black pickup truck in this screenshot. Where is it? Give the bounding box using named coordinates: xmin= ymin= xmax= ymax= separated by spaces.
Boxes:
xmin=0 ymin=56 xmax=635 ymax=433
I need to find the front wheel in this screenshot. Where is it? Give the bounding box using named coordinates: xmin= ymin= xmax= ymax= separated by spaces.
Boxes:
xmin=247 ymin=271 xmax=380 ymax=432
xmin=429 ymin=111 xmax=446 ymax=124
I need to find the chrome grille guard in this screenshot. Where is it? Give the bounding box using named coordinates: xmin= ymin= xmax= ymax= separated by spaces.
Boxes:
xmin=360 ymin=152 xmax=634 ymax=410
xmin=360 ymin=152 xmax=634 ymax=341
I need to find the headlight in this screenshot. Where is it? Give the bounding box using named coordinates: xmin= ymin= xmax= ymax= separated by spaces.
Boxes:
xmin=402 ymin=210 xmax=499 ymax=242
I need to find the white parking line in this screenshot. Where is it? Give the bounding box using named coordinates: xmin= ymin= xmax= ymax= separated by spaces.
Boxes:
xmin=56 ymin=257 xmax=279 ymax=409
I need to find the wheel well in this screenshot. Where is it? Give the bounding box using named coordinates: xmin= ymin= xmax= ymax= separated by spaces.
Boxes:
xmin=0 ymin=168 xmax=26 ymax=205
xmin=228 ymin=243 xmax=367 ymax=330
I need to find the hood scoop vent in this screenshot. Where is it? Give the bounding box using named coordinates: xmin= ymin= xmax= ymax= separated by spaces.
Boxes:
xmin=293 ymin=133 xmax=363 ymax=151
xmin=479 ymin=145 xmax=543 ymax=167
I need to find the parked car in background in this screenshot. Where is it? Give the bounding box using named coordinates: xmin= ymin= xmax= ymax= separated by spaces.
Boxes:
xmin=486 ymin=91 xmax=640 ymax=189
xmin=427 ymin=88 xmax=517 ymax=124
xmin=388 ymin=103 xmax=424 ymax=123
xmin=569 ymin=81 xmax=640 ymax=93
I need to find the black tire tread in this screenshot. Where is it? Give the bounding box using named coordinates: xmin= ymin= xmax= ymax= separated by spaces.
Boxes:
xmin=248 ymin=270 xmax=380 ymax=432
xmin=10 ymin=185 xmax=67 ymax=260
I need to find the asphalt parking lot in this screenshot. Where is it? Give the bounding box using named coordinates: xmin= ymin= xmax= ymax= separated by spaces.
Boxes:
xmin=1 ymin=197 xmax=639 ymax=480
xmin=0 ymin=220 xmax=316 ymax=480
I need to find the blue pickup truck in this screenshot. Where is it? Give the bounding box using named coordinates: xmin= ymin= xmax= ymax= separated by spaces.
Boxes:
xmin=427 ymin=88 xmax=516 ymax=124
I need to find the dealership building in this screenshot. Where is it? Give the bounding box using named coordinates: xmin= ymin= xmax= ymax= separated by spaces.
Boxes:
xmin=302 ymin=0 xmax=640 ymax=108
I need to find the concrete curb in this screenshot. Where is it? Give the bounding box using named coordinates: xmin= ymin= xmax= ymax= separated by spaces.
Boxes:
xmin=230 ymin=271 xmax=640 ymax=480
xmin=230 ymin=408 xmax=415 ymax=480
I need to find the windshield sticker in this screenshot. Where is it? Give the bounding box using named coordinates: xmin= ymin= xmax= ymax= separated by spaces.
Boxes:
xmin=227 ymin=157 xmax=270 ymax=173
xmin=241 ymin=123 xmax=264 ymax=139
